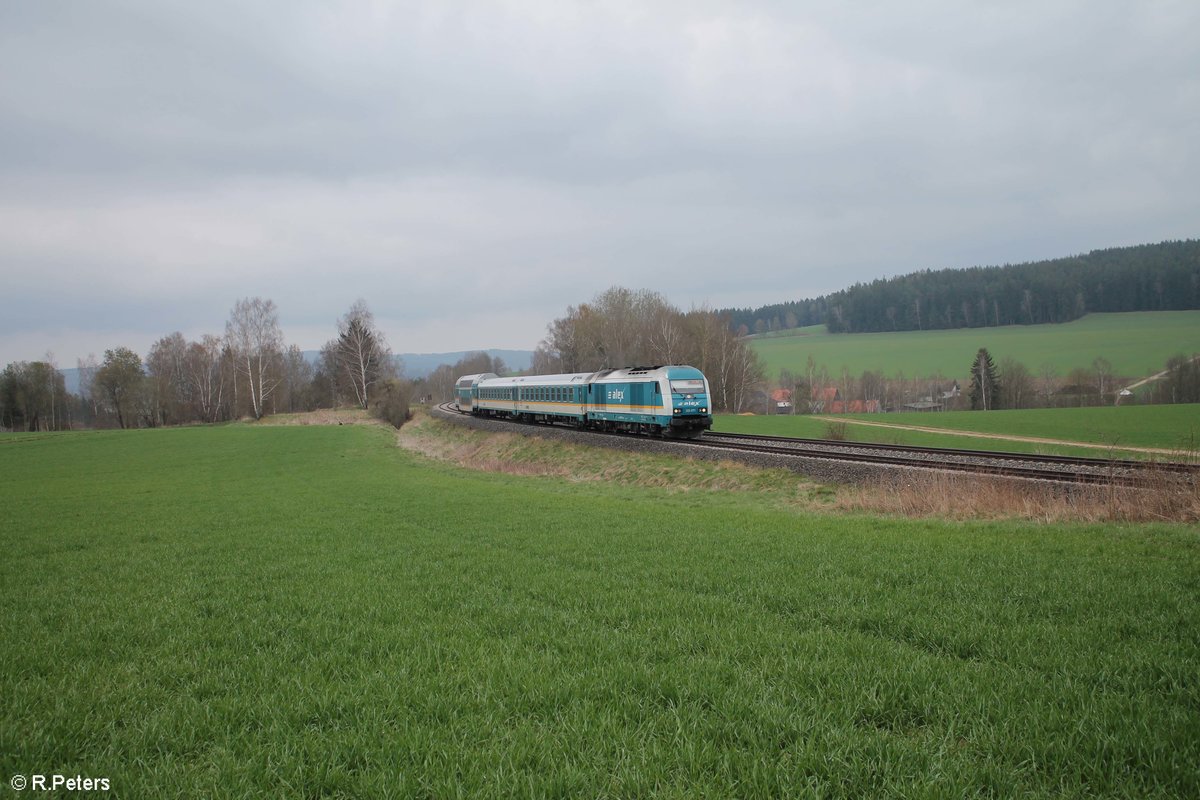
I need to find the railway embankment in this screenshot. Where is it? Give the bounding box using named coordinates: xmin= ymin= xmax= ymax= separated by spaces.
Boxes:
xmin=431 ymin=403 xmax=988 ymax=487
xmin=421 ymin=405 xmax=1200 ymax=522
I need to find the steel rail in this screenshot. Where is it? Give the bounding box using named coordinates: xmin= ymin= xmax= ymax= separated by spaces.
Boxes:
xmin=434 ymin=404 xmax=1197 ymax=486
xmin=701 ymin=431 xmax=1197 ymax=474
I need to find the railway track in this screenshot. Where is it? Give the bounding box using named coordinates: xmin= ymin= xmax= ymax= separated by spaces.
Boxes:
xmin=695 ymin=432 xmax=1196 ymax=486
xmin=435 ymin=404 xmax=1197 ymax=486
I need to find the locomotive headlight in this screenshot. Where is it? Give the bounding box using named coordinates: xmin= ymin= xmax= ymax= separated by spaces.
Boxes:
xmin=700 ymin=407 xmax=707 ymax=413
xmin=673 ymin=408 xmax=680 ymax=414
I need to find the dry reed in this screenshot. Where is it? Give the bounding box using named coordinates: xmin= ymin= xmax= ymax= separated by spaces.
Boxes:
xmin=837 ymin=469 xmax=1200 ymax=523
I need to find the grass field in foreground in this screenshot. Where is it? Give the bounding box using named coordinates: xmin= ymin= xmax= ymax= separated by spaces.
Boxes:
xmin=748 ymin=311 xmax=1200 ymax=380
xmin=2 ymin=425 xmax=1198 ymax=797
xmin=715 ymin=403 xmax=1200 ymax=456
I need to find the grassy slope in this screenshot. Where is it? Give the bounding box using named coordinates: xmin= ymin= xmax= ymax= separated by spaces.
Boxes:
xmin=749 ymin=311 xmax=1200 ymax=379
xmin=2 ymin=426 xmax=1198 ymax=797
xmin=715 ymin=403 xmax=1200 ymax=455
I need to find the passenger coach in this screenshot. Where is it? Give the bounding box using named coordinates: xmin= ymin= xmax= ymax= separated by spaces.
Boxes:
xmin=455 ymin=365 xmax=712 ymax=438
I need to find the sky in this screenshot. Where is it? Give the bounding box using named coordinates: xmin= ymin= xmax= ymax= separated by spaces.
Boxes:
xmin=1 ymin=0 xmax=1198 ymax=367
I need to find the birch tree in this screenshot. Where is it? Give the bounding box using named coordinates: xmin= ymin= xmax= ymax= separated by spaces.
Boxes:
xmin=336 ymin=299 xmax=393 ymax=410
xmin=225 ymin=297 xmax=283 ymax=420
xmin=969 ymin=347 xmax=999 ymax=411
xmin=185 ymin=335 xmax=226 ymax=422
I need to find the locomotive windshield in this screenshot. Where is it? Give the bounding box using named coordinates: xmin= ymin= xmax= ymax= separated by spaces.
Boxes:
xmin=670 ymin=379 xmax=706 ymax=396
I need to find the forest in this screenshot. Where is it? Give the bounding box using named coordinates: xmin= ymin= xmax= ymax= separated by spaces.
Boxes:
xmin=723 ymin=240 xmax=1200 ymax=335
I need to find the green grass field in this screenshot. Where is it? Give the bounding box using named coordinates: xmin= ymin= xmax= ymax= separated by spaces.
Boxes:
xmin=749 ymin=311 xmax=1200 ymax=380
xmin=2 ymin=425 xmax=1198 ymax=797
xmin=715 ymin=403 xmax=1200 ymax=456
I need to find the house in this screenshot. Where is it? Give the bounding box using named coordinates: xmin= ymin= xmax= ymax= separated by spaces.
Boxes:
xmin=770 ymin=388 xmax=793 ymax=414
xmin=829 ymin=399 xmax=881 ymax=414
xmin=810 ymin=386 xmax=841 ymax=413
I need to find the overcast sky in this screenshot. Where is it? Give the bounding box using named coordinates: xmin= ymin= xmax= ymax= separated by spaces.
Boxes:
xmin=1 ymin=1 xmax=1197 ymax=367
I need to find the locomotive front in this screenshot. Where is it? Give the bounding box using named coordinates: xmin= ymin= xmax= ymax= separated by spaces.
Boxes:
xmin=662 ymin=366 xmax=712 ymax=438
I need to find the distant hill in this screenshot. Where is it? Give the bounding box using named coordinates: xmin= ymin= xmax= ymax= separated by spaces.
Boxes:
xmin=299 ymin=348 xmax=533 ymax=379
xmin=390 ymin=349 xmax=533 ymax=379
xmin=723 ymin=239 xmax=1200 ymax=335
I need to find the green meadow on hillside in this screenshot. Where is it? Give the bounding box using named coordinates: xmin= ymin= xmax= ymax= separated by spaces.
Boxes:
xmin=2 ymin=425 xmax=1198 ymax=797
xmin=715 ymin=403 xmax=1200 ymax=455
xmin=749 ymin=311 xmax=1200 ymax=380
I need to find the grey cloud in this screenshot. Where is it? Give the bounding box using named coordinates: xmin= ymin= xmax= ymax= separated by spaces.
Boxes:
xmin=1 ymin=1 xmax=1197 ymax=364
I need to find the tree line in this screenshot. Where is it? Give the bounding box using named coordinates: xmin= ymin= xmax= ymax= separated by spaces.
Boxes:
xmin=768 ymin=348 xmax=1198 ymax=416
xmin=723 ymin=239 xmax=1200 ymax=335
xmin=2 ymin=285 xmax=768 ymax=432
xmin=1 ymin=298 xmax=406 ymax=432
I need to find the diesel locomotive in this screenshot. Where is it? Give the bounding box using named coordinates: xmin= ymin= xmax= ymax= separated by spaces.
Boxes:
xmin=454 ymin=365 xmax=712 ymax=438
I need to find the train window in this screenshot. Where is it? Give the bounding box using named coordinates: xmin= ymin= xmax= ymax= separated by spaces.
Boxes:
xmin=670 ymin=379 xmax=705 ymax=396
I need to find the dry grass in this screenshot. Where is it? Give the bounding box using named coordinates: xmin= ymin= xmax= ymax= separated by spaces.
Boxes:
xmin=838 ymin=470 xmax=1200 ymax=523
xmin=254 ymin=408 xmax=381 ymax=426
xmin=397 ymin=412 xmax=828 ymax=501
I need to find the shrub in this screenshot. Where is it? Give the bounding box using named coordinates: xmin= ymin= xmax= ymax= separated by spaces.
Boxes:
xmin=823 ymin=420 xmax=848 ymax=441
xmin=371 ymin=379 xmax=412 ymax=428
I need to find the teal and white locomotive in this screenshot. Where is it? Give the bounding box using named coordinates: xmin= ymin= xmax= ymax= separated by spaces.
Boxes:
xmin=455 ymin=365 xmax=712 ymax=439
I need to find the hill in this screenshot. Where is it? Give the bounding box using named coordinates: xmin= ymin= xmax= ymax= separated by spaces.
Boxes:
xmin=391 ymin=349 xmax=532 ymax=379
xmin=749 ymin=310 xmax=1200 ymax=380
xmin=725 ymin=239 xmax=1200 ymax=335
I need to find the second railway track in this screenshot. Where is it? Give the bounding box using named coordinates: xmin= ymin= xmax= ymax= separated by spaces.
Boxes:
xmin=693 ymin=432 xmax=1197 ymax=486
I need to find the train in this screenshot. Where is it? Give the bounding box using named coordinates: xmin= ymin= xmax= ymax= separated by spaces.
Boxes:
xmin=454 ymin=365 xmax=713 ymax=438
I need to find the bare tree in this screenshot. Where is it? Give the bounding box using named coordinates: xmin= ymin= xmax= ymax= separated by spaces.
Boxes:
xmin=336 ymin=299 xmax=394 ymax=410
xmin=648 ymin=303 xmax=685 ymax=365
xmin=1038 ymin=362 xmax=1060 ymax=407
xmin=280 ymin=345 xmax=314 ymax=412
xmin=1092 ymin=357 xmax=1114 ymax=404
xmin=183 ymin=335 xmax=226 ymax=422
xmin=1 ymin=360 xmax=67 ymax=431
xmin=76 ymin=353 xmax=100 ymax=423
xmin=535 ymin=288 xmax=762 ymax=412
xmin=147 ymin=332 xmax=190 ymax=426
xmin=95 ymin=347 xmax=144 ymax=429
xmin=225 ymin=297 xmax=283 ymax=420
xmin=999 ymin=357 xmax=1035 ymax=410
